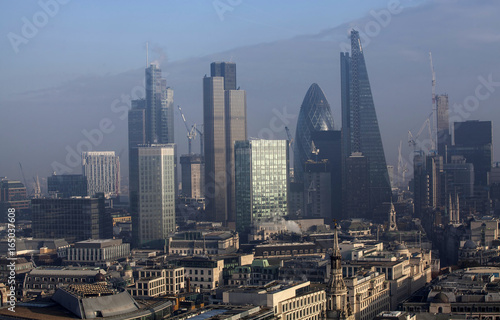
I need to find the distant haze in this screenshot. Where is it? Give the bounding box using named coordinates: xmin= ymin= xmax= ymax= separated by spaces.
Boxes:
xmin=1 ymin=1 xmax=499 ymax=192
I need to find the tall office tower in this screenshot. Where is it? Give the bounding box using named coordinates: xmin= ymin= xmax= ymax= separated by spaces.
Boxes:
xmin=436 ymin=94 xmax=450 ymax=157
xmin=234 ymin=140 xmax=289 ymax=236
xmin=0 ymin=180 xmax=30 ymax=212
xmin=450 ymin=120 xmax=492 ymax=186
xmin=412 ymin=152 xmax=443 ymax=219
xmin=311 ymin=130 xmax=342 ymax=220
xmin=344 ymin=152 xmax=370 ymax=219
xmin=180 ymin=154 xmax=204 ymax=199
xmin=32 ymin=195 xmax=112 ymax=243
xmin=47 ymin=174 xmax=88 ymax=198
xmin=303 ymin=160 xmax=332 ymax=220
xmin=145 ymin=64 xmax=174 ymax=144
xmin=204 ymin=62 xmax=247 ymax=225
xmin=130 ymin=144 xmax=176 ymax=248
xmin=128 ymin=99 xmax=146 ymax=149
xmin=412 ymin=152 xmax=428 ymax=219
xmin=325 ymin=225 xmax=354 ymax=320
xmin=443 ymin=155 xmax=474 ymax=199
xmin=294 ymin=83 xmax=334 ymax=182
xmin=82 ymin=151 xmax=120 ymax=198
xmin=210 ymin=62 xmax=236 ymax=90
xmin=341 ymin=30 xmax=391 ymax=213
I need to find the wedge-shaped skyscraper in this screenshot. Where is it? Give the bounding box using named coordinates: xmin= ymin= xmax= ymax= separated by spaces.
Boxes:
xmin=341 ymin=30 xmax=391 ymax=214
xmin=294 ymin=83 xmax=334 ymax=182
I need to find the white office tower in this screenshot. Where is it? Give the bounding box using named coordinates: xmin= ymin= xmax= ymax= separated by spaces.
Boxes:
xmin=82 ymin=151 xmax=120 ymax=198
xmin=130 ymin=144 xmax=176 ymax=248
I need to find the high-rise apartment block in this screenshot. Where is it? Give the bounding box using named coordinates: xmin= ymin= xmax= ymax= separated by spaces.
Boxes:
xmin=82 ymin=151 xmax=120 ymax=198
xmin=130 ymin=144 xmax=176 ymax=248
xmin=234 ymin=140 xmax=289 ymax=235
xmin=204 ymin=62 xmax=247 ymax=225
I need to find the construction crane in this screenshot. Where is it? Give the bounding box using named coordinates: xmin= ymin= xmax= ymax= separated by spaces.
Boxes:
xmin=408 ymin=115 xmax=434 ymax=152
xmin=429 ymin=52 xmax=437 ymax=151
xmin=397 ymin=141 xmax=408 ymax=188
xmin=18 ymin=162 xmax=30 ymax=196
xmin=33 ymin=175 xmax=41 ymax=199
xmin=177 ymin=105 xmax=197 ymax=155
xmin=284 ymin=126 xmax=294 ymax=152
xmin=311 ymin=140 xmax=320 ymax=162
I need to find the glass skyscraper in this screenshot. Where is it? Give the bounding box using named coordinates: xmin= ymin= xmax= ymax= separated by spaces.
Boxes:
xmin=145 ymin=64 xmax=174 ymax=144
xmin=294 ymin=83 xmax=334 ymax=182
xmin=235 ymin=140 xmax=289 ymax=235
xmin=341 ymin=30 xmax=391 ymax=212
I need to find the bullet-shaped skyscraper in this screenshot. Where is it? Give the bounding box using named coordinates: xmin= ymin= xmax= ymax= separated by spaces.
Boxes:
xmin=204 ymin=62 xmax=247 ymax=225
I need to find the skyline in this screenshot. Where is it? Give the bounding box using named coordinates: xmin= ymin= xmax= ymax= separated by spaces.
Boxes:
xmin=2 ymin=1 xmax=500 ymax=188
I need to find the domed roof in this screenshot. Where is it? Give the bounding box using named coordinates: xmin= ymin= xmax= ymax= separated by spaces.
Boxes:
xmin=433 ymin=292 xmax=449 ymax=303
xmin=463 ymin=240 xmax=477 ymax=249
xmin=395 ymin=243 xmax=407 ymax=251
xmin=95 ymin=272 xmax=106 ymax=282
xmin=124 ymin=264 xmax=132 ymax=271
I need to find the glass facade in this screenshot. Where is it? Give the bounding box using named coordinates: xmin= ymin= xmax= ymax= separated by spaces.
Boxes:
xmin=145 ymin=64 xmax=174 ymax=144
xmin=294 ymin=83 xmax=334 ymax=182
xmin=47 ymin=174 xmax=88 ymax=198
xmin=341 ymin=30 xmax=391 ymax=212
xmin=235 ymin=140 xmax=289 ymax=235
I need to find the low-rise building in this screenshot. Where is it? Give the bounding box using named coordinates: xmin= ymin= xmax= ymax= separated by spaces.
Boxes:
xmin=66 ymin=239 xmax=130 ymax=267
xmin=127 ymin=265 xmax=185 ymax=298
xmin=174 ymin=256 xmax=224 ymax=291
xmin=168 ymin=231 xmax=239 ymax=255
xmin=345 ymin=270 xmax=390 ymax=320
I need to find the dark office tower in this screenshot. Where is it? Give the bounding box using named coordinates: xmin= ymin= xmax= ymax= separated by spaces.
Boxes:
xmin=145 ymin=64 xmax=174 ymax=144
xmin=47 ymin=174 xmax=88 ymax=198
xmin=294 ymin=83 xmax=334 ymax=182
xmin=0 ymin=180 xmax=30 ymax=214
xmin=128 ymin=99 xmax=146 ymax=149
xmin=341 ymin=29 xmax=391 ymax=212
xmin=311 ymin=130 xmax=342 ymax=220
xmin=451 ymin=120 xmax=492 ymax=186
xmin=443 ymin=156 xmax=474 ymax=198
xmin=204 ymin=62 xmax=247 ymax=225
xmin=412 ymin=152 xmax=428 ymax=219
xmin=436 ymin=94 xmax=451 ymax=157
xmin=32 ymin=195 xmax=111 ymax=243
xmin=304 ymin=160 xmax=332 ymax=220
xmin=211 ymin=62 xmax=236 ymax=90
xmin=180 ymin=154 xmax=204 ymax=199
xmin=344 ymin=152 xmax=370 ymax=219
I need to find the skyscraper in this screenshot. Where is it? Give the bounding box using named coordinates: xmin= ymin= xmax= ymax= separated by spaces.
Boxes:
xmin=180 ymin=154 xmax=204 ymax=199
xmin=129 ymin=144 xmax=176 ymax=248
xmin=294 ymin=83 xmax=334 ymax=182
xmin=450 ymin=120 xmax=492 ymax=186
xmin=204 ymin=62 xmax=247 ymax=225
xmin=341 ymin=30 xmax=391 ymax=213
xmin=128 ymin=98 xmax=146 ymax=149
xmin=145 ymin=64 xmax=174 ymax=144
xmin=82 ymin=151 xmax=120 ymax=198
xmin=436 ymin=94 xmax=450 ymax=156
xmin=234 ymin=140 xmax=289 ymax=235
xmin=47 ymin=174 xmax=88 ymax=198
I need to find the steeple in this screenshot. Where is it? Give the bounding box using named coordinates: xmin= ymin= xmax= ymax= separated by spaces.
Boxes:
xmin=326 ymin=223 xmax=353 ymax=320
xmin=388 ymin=201 xmax=397 ymax=231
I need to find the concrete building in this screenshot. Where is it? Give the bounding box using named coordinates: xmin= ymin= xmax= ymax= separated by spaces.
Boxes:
xmin=344 ymin=270 xmax=390 ymax=320
xmin=0 ymin=179 xmax=30 ymax=211
xmin=168 ymin=231 xmax=239 ymax=256
xmin=82 ymin=151 xmax=120 ymax=198
xmin=224 ymin=281 xmax=326 ymax=320
xmin=66 ymin=239 xmax=130 ymax=267
xmin=129 ymin=144 xmax=176 ymax=248
xmin=127 ymin=265 xmax=185 ymax=297
xmin=174 ymin=256 xmax=224 ymax=291
xmin=180 ymin=154 xmax=204 ymax=199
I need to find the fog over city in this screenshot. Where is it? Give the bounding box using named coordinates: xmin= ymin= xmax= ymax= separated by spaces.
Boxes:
xmin=1 ymin=0 xmax=499 ymax=189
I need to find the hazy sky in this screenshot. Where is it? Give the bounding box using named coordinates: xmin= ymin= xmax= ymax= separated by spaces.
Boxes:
xmin=1 ymin=0 xmax=499 ymax=192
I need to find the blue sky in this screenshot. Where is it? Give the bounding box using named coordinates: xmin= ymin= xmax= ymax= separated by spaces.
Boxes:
xmin=1 ymin=0 xmax=415 ymax=95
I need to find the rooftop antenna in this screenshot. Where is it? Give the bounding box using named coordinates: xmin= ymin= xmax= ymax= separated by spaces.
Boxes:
xmin=146 ymin=42 xmax=149 ymax=67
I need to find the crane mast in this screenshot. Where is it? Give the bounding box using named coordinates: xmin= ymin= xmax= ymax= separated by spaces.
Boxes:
xmin=429 ymin=52 xmax=437 ymax=151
